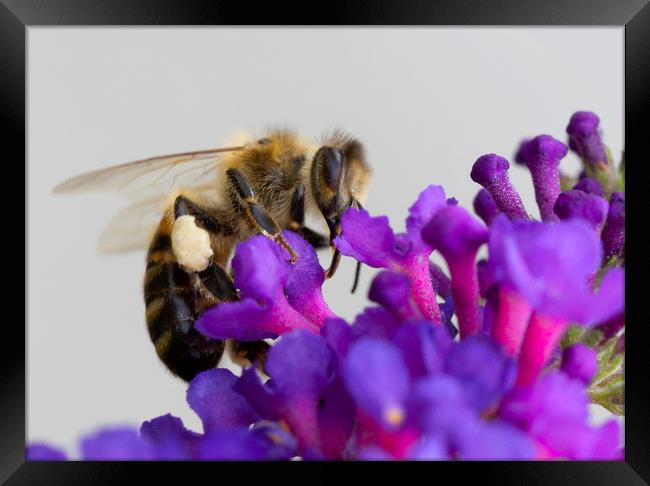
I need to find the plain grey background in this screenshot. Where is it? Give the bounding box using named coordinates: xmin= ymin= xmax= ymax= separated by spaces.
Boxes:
xmin=28 ymin=27 xmax=623 ymax=453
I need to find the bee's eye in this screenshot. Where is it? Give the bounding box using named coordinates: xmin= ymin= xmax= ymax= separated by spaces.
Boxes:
xmin=322 ymin=147 xmax=344 ymax=190
xmin=257 ymin=138 xmax=271 ymax=145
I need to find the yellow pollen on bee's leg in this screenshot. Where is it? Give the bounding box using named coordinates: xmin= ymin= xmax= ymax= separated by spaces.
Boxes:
xmin=384 ymin=407 xmax=405 ymax=426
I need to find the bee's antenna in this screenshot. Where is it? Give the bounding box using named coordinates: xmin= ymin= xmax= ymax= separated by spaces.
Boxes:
xmin=350 ymin=260 xmax=362 ymax=294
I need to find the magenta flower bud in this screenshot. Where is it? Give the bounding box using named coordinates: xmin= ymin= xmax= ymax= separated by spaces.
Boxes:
xmin=473 ymin=188 xmax=501 ymax=226
xmin=553 ymin=190 xmax=608 ymax=232
xmin=566 ymin=111 xmax=607 ymax=166
xmin=422 ymin=206 xmax=488 ymax=338
xmin=515 ymin=135 xmax=568 ymax=222
xmin=561 ymin=344 xmax=597 ymax=385
xmin=572 ymin=177 xmax=604 ymax=197
xmin=471 ymin=154 xmax=528 ymax=220
xmin=601 ymin=192 xmax=625 ymax=260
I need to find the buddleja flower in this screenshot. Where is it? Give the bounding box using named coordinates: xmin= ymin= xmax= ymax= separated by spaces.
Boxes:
xmin=29 ymin=111 xmax=624 ymax=461
xmin=333 ymin=185 xmax=448 ymax=323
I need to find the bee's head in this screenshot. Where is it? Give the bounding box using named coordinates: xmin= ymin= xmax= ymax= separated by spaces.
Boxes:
xmin=310 ymin=132 xmax=371 ymax=281
xmin=310 ymin=133 xmax=372 ymax=232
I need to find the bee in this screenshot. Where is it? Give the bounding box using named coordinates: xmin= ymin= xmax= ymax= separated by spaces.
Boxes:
xmin=53 ymin=129 xmax=372 ymax=381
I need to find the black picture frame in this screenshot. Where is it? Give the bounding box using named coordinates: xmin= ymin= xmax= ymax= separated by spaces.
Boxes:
xmin=4 ymin=0 xmax=648 ymax=483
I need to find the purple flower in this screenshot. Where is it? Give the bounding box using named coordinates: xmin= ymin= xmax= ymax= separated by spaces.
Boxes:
xmin=186 ymin=368 xmax=256 ymax=433
xmin=444 ymin=334 xmax=516 ymax=412
xmin=470 ymin=154 xmax=528 ymax=220
xmin=406 ymin=375 xmax=534 ymax=459
xmin=368 ymin=270 xmax=421 ymax=322
xmin=487 ymin=215 xmax=623 ymax=384
xmin=343 ymin=337 xmax=410 ymax=430
xmin=140 ymin=414 xmax=200 ymax=460
xmin=602 ymin=192 xmax=625 ymax=260
xmin=26 ymin=443 xmax=67 ymax=461
xmin=566 ymin=111 xmax=607 ymax=167
xmin=561 ymin=344 xmax=598 ymax=385
xmin=487 ymin=215 xmax=623 ymax=324
xmin=80 ymin=427 xmax=153 ymax=460
xmin=554 ymin=189 xmax=608 ymax=231
xmin=515 ymin=135 xmax=568 ymax=222
xmin=320 ymin=317 xmax=354 ymax=364
xmin=473 ymin=188 xmax=501 ymax=226
xmin=352 ymin=306 xmax=401 ymax=341
xmin=429 ymin=262 xmax=452 ymax=301
xmin=234 ymin=330 xmax=353 ymax=457
xmin=282 ymin=230 xmax=336 ymax=325
xmin=392 ymin=321 xmax=452 ymax=379
xmin=500 ymin=372 xmax=621 ymax=459
xmin=197 ymin=424 xmax=297 ymax=461
xmin=454 ymin=420 xmax=535 ymax=460
xmin=573 ymin=177 xmax=604 ymax=197
xmin=334 ymin=185 xmax=447 ymax=323
xmin=422 ymin=206 xmax=488 ymax=338
xmin=196 ymin=234 xmax=319 ymax=341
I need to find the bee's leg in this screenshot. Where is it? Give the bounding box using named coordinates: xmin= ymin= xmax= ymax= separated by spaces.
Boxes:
xmin=172 ymin=195 xmax=237 ymax=301
xmin=196 ymin=260 xmax=238 ymax=302
xmin=228 ymin=340 xmax=271 ymax=374
xmin=226 ymin=168 xmax=298 ymax=262
xmin=289 ymin=183 xmax=329 ymax=249
xmin=174 ymin=195 xmax=224 ymax=235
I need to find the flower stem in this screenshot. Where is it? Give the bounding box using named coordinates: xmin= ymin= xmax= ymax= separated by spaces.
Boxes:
xmin=490 ymin=288 xmax=533 ymax=356
xmin=403 ymin=256 xmax=442 ymax=324
xmin=516 ymin=313 xmax=568 ymax=386
xmin=448 ymin=255 xmax=481 ymax=338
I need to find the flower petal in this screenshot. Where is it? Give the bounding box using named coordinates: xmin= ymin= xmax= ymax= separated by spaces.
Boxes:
xmin=393 ymin=321 xmax=449 ymax=379
xmin=352 ymin=307 xmax=401 ymax=341
xmin=140 ymin=414 xmax=199 ymax=460
xmin=444 ymin=335 xmax=516 ymax=411
xmin=232 ymin=235 xmax=289 ymax=301
xmin=282 ymin=231 xmax=334 ymax=325
xmin=405 ymin=185 xmax=447 ymax=254
xmin=368 ymin=270 xmax=420 ymax=321
xmin=343 ymin=338 xmax=410 ymax=429
xmin=195 ymin=299 xmax=280 ymax=341
xmin=186 ymin=368 xmax=257 ymax=433
xmin=320 ymin=317 xmax=354 ymax=363
xmin=487 ymin=216 xmax=618 ymax=323
xmin=334 ymin=208 xmax=397 ymax=268
xmin=455 ymin=420 xmax=535 ymax=460
xmin=197 ymin=426 xmax=292 ymax=461
xmin=26 ymin=443 xmax=67 ymax=461
xmin=561 ymin=344 xmax=598 ymax=385
xmin=80 ymin=427 xmax=152 ymax=460
xmin=318 ymin=375 xmax=356 ymax=459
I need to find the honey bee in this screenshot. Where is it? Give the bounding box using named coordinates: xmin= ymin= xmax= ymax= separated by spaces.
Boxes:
xmin=53 ymin=129 xmax=372 ymax=381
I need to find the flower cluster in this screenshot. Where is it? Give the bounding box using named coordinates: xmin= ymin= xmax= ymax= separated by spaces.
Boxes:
xmin=29 ymin=111 xmax=624 ymax=461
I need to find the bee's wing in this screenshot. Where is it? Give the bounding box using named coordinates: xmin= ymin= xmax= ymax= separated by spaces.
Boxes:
xmin=96 ymin=183 xmax=220 ymax=254
xmin=52 ymin=146 xmax=244 ymax=199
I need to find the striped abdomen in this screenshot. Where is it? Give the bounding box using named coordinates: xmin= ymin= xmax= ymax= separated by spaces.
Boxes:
xmin=144 ymin=226 xmax=224 ymax=381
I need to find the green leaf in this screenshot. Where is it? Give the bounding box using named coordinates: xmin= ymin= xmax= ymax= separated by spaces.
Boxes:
xmin=557 ymin=326 xmax=625 ymax=416
xmin=588 ymin=334 xmax=624 ymax=415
